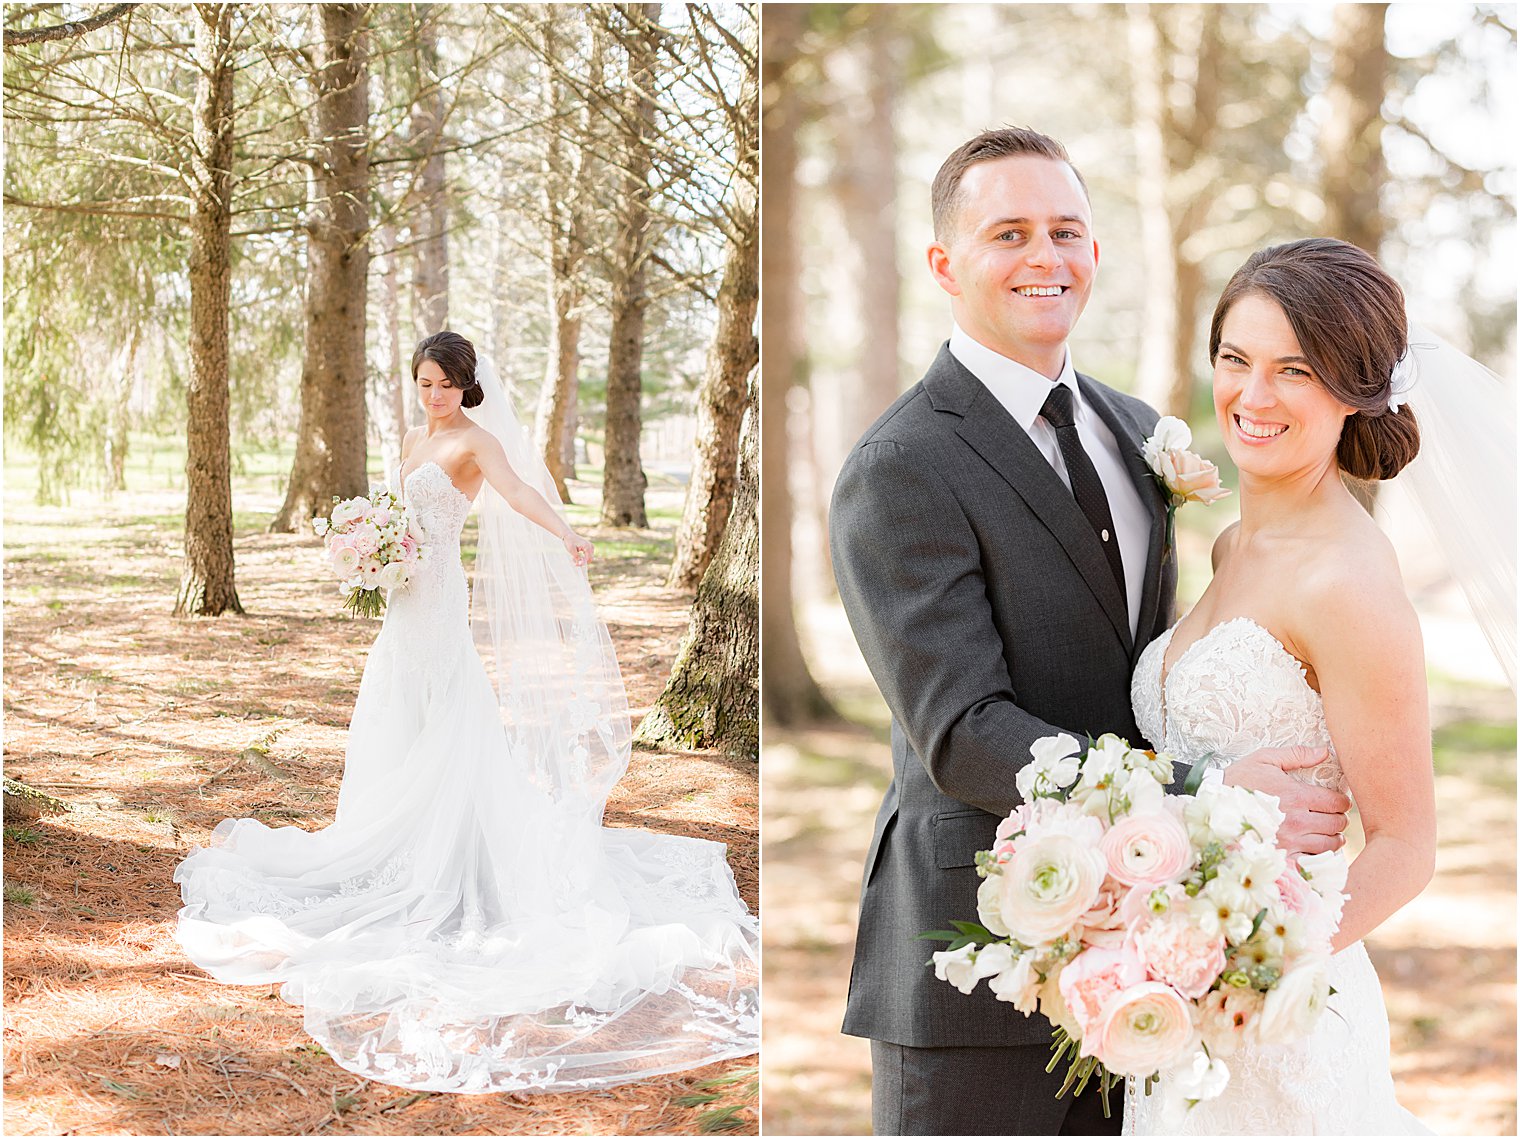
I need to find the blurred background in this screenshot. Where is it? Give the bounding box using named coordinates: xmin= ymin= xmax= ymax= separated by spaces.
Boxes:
xmin=759 ymin=3 xmax=1516 ymax=1135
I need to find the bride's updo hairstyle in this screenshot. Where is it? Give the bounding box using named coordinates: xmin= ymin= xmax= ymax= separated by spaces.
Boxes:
xmin=411 ymin=331 xmax=483 ymax=409
xmin=1208 ymin=237 xmax=1420 ymax=481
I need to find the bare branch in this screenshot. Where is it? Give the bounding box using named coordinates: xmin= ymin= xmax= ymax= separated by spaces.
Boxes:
xmin=3 ymin=2 xmax=137 ymax=48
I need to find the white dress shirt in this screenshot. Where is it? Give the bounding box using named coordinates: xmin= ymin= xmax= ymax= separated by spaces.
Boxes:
xmin=948 ymin=323 xmax=1150 ymax=638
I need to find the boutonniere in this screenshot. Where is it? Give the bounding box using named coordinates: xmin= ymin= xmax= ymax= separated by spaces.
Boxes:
xmin=1141 ymin=416 xmax=1231 ymax=561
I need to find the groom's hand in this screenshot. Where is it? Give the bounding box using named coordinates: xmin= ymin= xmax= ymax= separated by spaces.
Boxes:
xmin=1222 ymin=745 xmax=1351 ymax=857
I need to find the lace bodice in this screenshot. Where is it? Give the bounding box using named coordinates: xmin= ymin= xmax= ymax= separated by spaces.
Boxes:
xmin=1125 ymin=618 xmax=1429 ymax=1135
xmin=1131 ymin=616 xmax=1346 ymax=793
xmin=382 ymin=461 xmax=473 ymax=674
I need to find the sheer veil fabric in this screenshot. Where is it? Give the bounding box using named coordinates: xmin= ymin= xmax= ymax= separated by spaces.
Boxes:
xmin=174 ymin=361 xmax=758 ymax=1094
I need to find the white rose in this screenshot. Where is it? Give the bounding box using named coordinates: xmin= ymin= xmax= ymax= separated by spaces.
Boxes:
xmin=1016 ymin=734 xmax=1083 ymax=801
xmin=996 ymin=832 xmax=1108 ymax=945
xmin=1256 ymin=957 xmax=1331 ymax=1044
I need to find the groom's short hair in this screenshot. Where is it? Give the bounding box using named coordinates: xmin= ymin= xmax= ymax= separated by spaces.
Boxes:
xmin=931 ymin=127 xmax=1090 ymax=241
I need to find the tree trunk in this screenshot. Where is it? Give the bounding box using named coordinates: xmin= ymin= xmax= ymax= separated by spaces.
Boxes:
xmin=1320 ymin=3 xmax=1389 ymax=257
xmin=829 ymin=13 xmax=900 ymax=433
xmin=379 ymin=221 xmax=408 ymax=470
xmin=175 ymin=3 xmax=242 ymax=617
xmin=760 ymin=4 xmax=836 ymax=726
xmin=105 ymin=324 xmax=139 ymax=493
xmin=533 ymin=8 xmax=589 ymax=503
xmin=1128 ymin=4 xmax=1179 ymax=415
xmin=634 ymin=376 xmax=759 ymax=758
xmin=598 ymin=2 xmax=659 ymax=530
xmin=668 ymin=31 xmax=758 ymax=592
xmin=410 ymin=3 xmax=448 ymax=335
xmin=1322 ymin=2 xmax=1389 ymax=514
xmin=271 ymin=4 xmax=372 ymax=533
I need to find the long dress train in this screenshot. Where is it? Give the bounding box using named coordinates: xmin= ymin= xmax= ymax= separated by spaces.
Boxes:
xmin=174 ymin=460 xmax=758 ymax=1094
xmin=1124 ymin=617 xmax=1429 ymax=1135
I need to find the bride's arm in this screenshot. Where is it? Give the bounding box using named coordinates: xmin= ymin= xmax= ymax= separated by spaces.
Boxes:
xmin=1298 ymin=554 xmax=1435 ymax=953
xmin=468 ymin=429 xmax=594 ymax=563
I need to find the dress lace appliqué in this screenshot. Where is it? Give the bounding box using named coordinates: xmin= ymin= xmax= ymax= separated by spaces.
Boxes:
xmin=1124 ymin=618 xmax=1430 ymax=1136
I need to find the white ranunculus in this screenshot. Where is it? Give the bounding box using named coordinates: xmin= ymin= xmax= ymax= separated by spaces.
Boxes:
xmin=1142 ymin=416 xmax=1194 ymax=473
xmin=977 ymin=875 xmax=1012 ymax=938
xmin=1256 ymin=957 xmax=1331 ymax=1044
xmin=996 ymin=831 xmax=1108 ymax=945
xmin=331 ymin=497 xmax=368 ymax=529
xmin=1016 ymin=734 xmax=1083 ymax=801
xmin=378 ymin=562 xmax=408 ymax=590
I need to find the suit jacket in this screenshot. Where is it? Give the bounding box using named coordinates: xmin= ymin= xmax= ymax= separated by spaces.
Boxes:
xmin=832 ymin=344 xmax=1178 ymax=1048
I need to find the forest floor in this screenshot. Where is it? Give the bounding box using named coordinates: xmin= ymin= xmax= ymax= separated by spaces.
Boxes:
xmin=762 ymin=595 xmax=1517 ymax=1137
xmin=2 ymin=443 xmax=758 ymax=1136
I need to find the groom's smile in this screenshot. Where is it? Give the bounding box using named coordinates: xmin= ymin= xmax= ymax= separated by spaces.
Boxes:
xmin=927 ymin=154 xmax=1098 ymax=381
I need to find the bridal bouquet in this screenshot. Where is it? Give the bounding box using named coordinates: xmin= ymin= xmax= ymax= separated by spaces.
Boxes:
xmin=313 ymin=490 xmax=425 ymax=618
xmin=923 ymin=734 xmax=1347 ymax=1121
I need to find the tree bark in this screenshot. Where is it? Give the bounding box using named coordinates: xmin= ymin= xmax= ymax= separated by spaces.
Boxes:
xmin=533 ymin=8 xmax=590 ymax=503
xmin=175 ymin=3 xmax=242 ymax=617
xmin=598 ymin=2 xmax=659 ymax=529
xmin=634 ymin=375 xmax=758 ymax=758
xmin=410 ymin=3 xmax=448 ymax=336
xmin=271 ymin=4 xmax=372 ymax=533
xmin=1321 ymin=2 xmax=1389 ymax=514
xmin=1128 ymin=3 xmax=1224 ymax=418
xmin=667 ymin=23 xmax=758 ymax=592
xmin=1320 ymin=4 xmax=1388 ymax=257
xmin=760 ymin=4 xmax=836 ymax=726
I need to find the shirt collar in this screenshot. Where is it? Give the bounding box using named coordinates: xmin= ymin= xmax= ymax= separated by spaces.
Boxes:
xmin=947 ymin=322 xmax=1079 ymax=433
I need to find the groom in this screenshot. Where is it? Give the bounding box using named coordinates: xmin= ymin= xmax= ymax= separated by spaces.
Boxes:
xmin=830 ymin=128 xmax=1352 ymax=1136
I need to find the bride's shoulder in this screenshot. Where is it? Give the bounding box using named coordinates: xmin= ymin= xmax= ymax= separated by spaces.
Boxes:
xmin=1292 ymin=514 xmax=1416 ymax=647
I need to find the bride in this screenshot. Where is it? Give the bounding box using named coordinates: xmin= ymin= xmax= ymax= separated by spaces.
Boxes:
xmin=1125 ymin=237 xmax=1503 ymax=1134
xmin=174 ymin=331 xmax=758 ymax=1095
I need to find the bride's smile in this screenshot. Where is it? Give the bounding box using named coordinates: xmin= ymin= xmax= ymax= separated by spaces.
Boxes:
xmin=1212 ymin=292 xmax=1355 ymax=484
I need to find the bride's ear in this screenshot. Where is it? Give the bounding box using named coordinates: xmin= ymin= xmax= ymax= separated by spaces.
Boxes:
xmin=927 ymin=242 xmax=961 ymax=297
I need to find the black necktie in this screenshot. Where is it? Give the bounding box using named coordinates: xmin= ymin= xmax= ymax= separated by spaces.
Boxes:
xmin=1039 ymin=384 xmax=1128 ymax=609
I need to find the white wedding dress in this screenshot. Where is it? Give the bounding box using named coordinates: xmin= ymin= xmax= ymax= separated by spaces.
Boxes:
xmin=1124 ymin=617 xmax=1430 ymax=1136
xmin=174 ymin=460 xmax=758 ymax=1094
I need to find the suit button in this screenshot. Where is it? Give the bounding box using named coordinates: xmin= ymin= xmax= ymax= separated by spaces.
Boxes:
xmin=1101 ymin=528 xmax=1110 ymax=541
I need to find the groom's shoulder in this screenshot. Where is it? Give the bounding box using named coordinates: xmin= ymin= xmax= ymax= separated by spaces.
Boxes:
xmin=851 ymin=381 xmax=935 ymax=452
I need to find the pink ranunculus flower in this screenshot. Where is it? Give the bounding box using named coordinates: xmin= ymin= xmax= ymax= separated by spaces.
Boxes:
xmin=1128 ymin=913 xmax=1227 ymax=1000
xmin=330 ymin=543 xmax=361 ymax=576
xmin=1100 ymin=809 xmax=1193 ymax=887
xmin=1076 ymin=881 xmax=1129 ymax=949
xmin=1091 ymin=981 xmax=1194 ymax=1076
xmin=1057 ymin=945 xmax=1147 ymax=1035
xmin=997 ymin=822 xmax=1108 ymax=945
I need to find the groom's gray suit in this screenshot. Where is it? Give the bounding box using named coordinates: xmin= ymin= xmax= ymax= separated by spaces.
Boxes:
xmin=831 ymin=345 xmax=1177 ymax=1135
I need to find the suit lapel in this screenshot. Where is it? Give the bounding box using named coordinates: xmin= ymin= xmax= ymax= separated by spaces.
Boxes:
xmin=925 ymin=347 xmax=1132 ymax=654
xmin=1078 ymin=374 xmax=1170 ymax=666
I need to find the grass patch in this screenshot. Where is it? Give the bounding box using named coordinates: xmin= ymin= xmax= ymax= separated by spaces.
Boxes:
xmin=4 ymin=881 xmax=38 ymax=905
xmin=4 ymin=825 xmax=44 ymax=846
